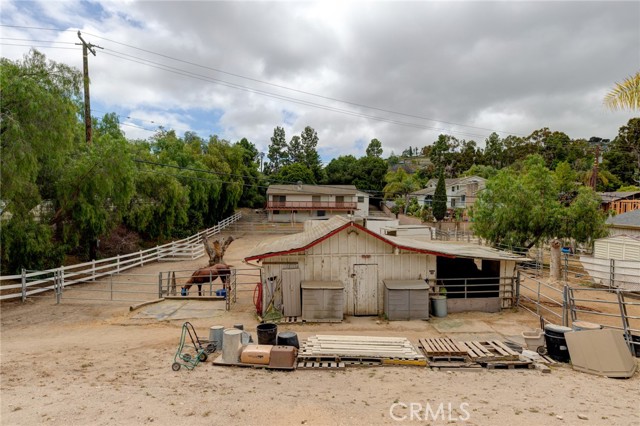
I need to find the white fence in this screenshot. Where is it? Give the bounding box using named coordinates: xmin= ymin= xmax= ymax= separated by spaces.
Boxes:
xmin=579 ymin=256 xmax=640 ymax=292
xmin=0 ymin=212 xmax=242 ymax=302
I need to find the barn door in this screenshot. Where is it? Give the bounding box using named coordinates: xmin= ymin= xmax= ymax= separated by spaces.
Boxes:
xmin=281 ymin=269 xmax=301 ymax=317
xmin=353 ymin=264 xmax=378 ymax=315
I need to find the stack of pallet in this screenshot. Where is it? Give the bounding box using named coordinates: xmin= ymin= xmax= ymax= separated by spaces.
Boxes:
xmin=298 ymin=335 xmax=426 ymax=369
xmin=419 ymin=338 xmax=538 ymax=370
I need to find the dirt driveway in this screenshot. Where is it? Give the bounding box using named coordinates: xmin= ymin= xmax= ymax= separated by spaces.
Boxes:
xmin=1 ymin=233 xmax=639 ymax=426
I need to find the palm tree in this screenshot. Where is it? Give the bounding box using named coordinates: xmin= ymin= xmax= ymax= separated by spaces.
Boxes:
xmin=603 ymin=72 xmax=640 ymax=111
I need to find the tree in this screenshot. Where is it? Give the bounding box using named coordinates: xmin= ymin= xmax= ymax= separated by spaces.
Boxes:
xmin=325 ymin=155 xmax=357 ymax=184
xmin=267 ymin=126 xmax=289 ymax=173
xmin=603 ymin=71 xmax=640 ymax=111
xmin=299 ymin=126 xmax=323 ymax=182
xmin=471 ymin=155 xmax=607 ymax=249
xmin=0 ymin=50 xmax=81 ymax=218
xmin=432 ymin=169 xmax=447 ymax=221
xmin=483 ymin=132 xmax=504 ymax=168
xmin=353 ymin=156 xmax=388 ymax=194
xmin=383 ymin=168 xmax=419 ymax=213
xmin=288 ymin=135 xmax=304 ymax=163
xmin=272 ymin=163 xmax=316 ymax=184
xmin=366 ymin=138 xmax=383 ymax=158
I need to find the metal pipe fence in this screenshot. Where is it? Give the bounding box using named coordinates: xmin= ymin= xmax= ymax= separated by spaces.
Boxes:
xmin=517 ymin=271 xmax=640 ymax=356
xmin=0 ymin=212 xmax=242 ymax=302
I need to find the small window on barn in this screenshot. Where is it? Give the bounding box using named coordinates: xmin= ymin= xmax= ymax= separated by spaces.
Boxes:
xmin=358 ymin=196 xmax=364 ymax=202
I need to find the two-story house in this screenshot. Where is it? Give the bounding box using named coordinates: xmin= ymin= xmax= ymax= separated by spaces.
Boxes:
xmin=410 ymin=176 xmax=486 ymax=210
xmin=265 ymin=184 xmax=369 ymax=223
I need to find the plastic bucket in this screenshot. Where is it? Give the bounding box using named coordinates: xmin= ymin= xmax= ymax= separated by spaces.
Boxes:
xmin=544 ymin=324 xmax=572 ymax=362
xmin=277 ymin=331 xmax=300 ymax=349
xmin=431 ymin=296 xmax=447 ymax=318
xmin=257 ymin=323 xmax=278 ymax=345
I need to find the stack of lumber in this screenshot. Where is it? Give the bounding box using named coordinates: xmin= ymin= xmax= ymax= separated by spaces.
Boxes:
xmin=299 ymin=335 xmax=426 ymax=366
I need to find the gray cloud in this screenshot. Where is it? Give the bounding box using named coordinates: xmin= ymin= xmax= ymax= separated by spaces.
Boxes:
xmin=2 ymin=1 xmax=638 ymax=159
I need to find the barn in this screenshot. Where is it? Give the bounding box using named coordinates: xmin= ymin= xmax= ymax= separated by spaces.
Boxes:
xmin=244 ymin=216 xmax=526 ymax=319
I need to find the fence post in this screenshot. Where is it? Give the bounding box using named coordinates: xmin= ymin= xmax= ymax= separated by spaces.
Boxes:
xmin=21 ymin=268 xmax=26 ymax=303
xmin=561 ymin=284 xmax=568 ymax=327
xmin=56 ymin=269 xmax=62 ymax=304
xmin=117 ymin=254 xmax=120 ymax=274
xmin=110 ymin=274 xmax=113 ymax=301
xmin=156 ymin=245 xmax=160 ymax=262
xmin=536 ymin=280 xmax=541 ymax=316
xmin=563 ymin=253 xmax=568 ymax=283
xmin=609 ymin=259 xmax=615 ymax=289
xmin=515 ymin=271 xmax=521 ymax=307
xmin=140 ymin=250 xmax=144 ymax=267
xmin=158 ymin=272 xmax=163 ymax=299
xmin=92 ymin=259 xmax=96 ymax=281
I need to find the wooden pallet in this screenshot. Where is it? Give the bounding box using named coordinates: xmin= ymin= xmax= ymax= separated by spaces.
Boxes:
xmin=482 ymin=360 xmax=534 ymax=370
xmin=428 ymin=360 xmax=483 ymax=371
xmin=280 ymin=316 xmax=305 ymax=324
xmin=458 ymin=340 xmax=520 ymax=362
xmin=297 ymin=361 xmax=345 ymax=370
xmin=418 ymin=338 xmax=468 ymax=357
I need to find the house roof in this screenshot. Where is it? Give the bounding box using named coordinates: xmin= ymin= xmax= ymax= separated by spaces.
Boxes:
xmin=267 ymin=184 xmax=360 ymax=196
xmin=598 ymin=191 xmax=640 ymax=203
xmin=606 ymin=209 xmax=640 ymax=228
xmin=244 ymin=215 xmax=527 ymax=262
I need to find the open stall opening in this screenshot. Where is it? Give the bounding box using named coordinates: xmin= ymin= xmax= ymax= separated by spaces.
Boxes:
xmin=436 ymin=257 xmax=500 ymax=299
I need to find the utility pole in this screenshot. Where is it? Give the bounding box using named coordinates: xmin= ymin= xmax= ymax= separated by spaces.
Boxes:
xmin=76 ymin=31 xmax=103 ymax=145
xmin=590 ymin=145 xmax=600 ymax=190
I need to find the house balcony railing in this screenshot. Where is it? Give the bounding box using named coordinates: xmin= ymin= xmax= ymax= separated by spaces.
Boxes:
xmin=266 ymin=201 xmax=357 ymax=211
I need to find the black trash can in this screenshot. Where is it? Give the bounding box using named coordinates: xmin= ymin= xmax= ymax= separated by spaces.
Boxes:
xmin=257 ymin=323 xmax=278 ymax=345
xmin=544 ymin=324 xmax=573 ymax=362
xmin=277 ymin=331 xmax=300 ymax=349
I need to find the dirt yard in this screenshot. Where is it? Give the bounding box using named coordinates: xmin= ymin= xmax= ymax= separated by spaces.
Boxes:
xmin=1 ymin=234 xmax=639 ymax=426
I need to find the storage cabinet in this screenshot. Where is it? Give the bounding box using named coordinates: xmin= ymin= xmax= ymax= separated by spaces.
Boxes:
xmin=383 ymin=280 xmax=429 ymax=320
xmin=301 ymin=281 xmax=344 ymax=322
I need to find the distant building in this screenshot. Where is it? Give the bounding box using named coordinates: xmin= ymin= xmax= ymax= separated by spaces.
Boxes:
xmin=410 ymin=176 xmax=486 ymax=210
xmin=265 ymin=184 xmax=369 ymax=223
xmin=606 ymin=209 xmax=640 ymax=237
xmin=598 ymin=191 xmax=640 ymax=215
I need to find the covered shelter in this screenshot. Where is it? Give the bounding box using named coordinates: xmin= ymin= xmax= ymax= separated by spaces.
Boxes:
xmin=245 ymin=216 xmax=527 ymax=318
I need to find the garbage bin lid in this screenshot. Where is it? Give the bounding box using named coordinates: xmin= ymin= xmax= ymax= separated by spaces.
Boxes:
xmin=544 ymin=324 xmax=573 ymax=333
xmin=572 ymin=321 xmax=602 ymax=330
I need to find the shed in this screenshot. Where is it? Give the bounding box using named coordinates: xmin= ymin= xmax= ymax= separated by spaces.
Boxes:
xmin=245 ymin=216 xmax=526 ymax=318
xmin=593 ymin=235 xmax=640 ymax=261
xmin=383 ymin=280 xmax=429 ymax=320
xmin=301 ymin=281 xmax=344 ymax=322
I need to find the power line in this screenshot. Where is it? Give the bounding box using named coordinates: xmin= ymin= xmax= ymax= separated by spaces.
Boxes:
xmin=1 ymin=24 xmax=523 ymax=139
xmin=100 ymin=48 xmax=492 ymax=139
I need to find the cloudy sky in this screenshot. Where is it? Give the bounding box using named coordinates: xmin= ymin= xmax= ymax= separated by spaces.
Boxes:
xmin=1 ymin=1 xmax=638 ymax=162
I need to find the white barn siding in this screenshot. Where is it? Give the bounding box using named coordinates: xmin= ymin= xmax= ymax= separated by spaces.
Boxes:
xmin=260 ymin=228 xmax=431 ymax=315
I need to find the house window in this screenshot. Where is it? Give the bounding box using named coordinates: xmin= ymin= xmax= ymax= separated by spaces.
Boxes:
xmin=451 ymin=199 xmax=456 ymax=207
xmin=276 ymin=195 xmax=286 ymax=202
xmin=461 ymin=195 xmax=466 ymax=202
xmin=317 ymin=210 xmax=325 ymax=217
xmin=358 ymin=196 xmax=364 ymax=203
xmin=273 ymin=210 xmax=280 ymax=214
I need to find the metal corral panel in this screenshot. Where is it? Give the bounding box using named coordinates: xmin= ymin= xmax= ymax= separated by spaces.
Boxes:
xmin=383 ymin=280 xmax=429 ymax=320
xmin=282 ymin=268 xmax=302 ymax=317
xmin=301 ymin=281 xmax=344 ymax=321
